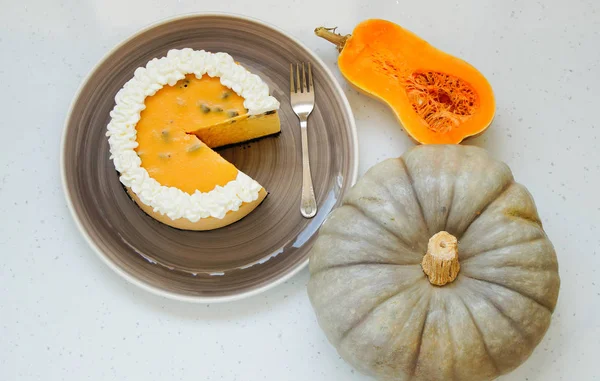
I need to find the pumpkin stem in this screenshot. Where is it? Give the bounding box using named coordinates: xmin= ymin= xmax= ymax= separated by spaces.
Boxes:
xmin=315 ymin=27 xmax=350 ymax=52
xmin=421 ymin=231 xmax=460 ymax=286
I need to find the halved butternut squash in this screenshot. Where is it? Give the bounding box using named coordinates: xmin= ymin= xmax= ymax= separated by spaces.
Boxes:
xmin=316 ymin=19 xmax=495 ymax=144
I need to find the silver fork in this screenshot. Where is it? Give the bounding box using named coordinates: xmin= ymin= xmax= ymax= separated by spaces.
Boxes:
xmin=290 ymin=62 xmax=317 ymax=218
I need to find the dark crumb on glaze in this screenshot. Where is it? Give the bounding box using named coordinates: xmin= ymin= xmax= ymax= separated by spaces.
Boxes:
xmin=179 ymin=79 xmax=190 ymax=89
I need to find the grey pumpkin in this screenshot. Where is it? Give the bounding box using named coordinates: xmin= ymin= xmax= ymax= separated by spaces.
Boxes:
xmin=308 ymin=145 xmax=560 ymax=381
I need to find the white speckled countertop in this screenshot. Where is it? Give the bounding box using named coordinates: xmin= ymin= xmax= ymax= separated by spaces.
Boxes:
xmin=1 ymin=1 xmax=599 ymax=380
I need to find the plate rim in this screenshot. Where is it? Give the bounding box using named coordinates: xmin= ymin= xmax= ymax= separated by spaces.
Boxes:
xmin=60 ymin=12 xmax=359 ymax=303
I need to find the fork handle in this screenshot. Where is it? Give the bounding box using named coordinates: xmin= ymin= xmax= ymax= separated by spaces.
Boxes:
xmin=300 ymin=119 xmax=317 ymax=218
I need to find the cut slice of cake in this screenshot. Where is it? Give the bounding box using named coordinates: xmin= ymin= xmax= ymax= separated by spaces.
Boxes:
xmin=106 ymin=49 xmax=281 ymax=230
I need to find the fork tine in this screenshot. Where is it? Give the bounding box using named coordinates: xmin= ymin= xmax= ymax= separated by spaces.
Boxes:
xmin=308 ymin=62 xmax=313 ymax=92
xmin=296 ymin=63 xmax=302 ymax=93
xmin=290 ymin=63 xmax=295 ymax=93
xmin=302 ymin=63 xmax=307 ymax=93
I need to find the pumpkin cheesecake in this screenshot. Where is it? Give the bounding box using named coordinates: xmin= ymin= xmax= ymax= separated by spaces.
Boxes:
xmin=106 ymin=49 xmax=280 ymax=230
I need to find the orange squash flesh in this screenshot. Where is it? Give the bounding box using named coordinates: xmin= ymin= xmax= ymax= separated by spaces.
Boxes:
xmin=316 ymin=19 xmax=495 ymax=144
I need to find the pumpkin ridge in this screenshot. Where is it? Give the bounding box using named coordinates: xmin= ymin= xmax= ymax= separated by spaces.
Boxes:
xmin=379 ymin=159 xmax=429 ymax=244
xmin=318 ymin=205 xmax=423 ymax=264
xmin=460 ymin=274 xmax=553 ymax=313
xmin=379 ymin=286 xmax=433 ymax=375
xmin=466 ymin=279 xmax=535 ymax=347
xmin=351 ymin=157 xmax=429 ymax=247
xmin=404 ymin=145 xmax=465 ymax=234
xmin=318 ymin=229 xmax=418 ymax=266
xmin=399 ymin=157 xmax=430 ymax=237
xmin=312 ymin=262 xmax=421 ymax=277
xmin=442 ymin=297 xmax=458 ymax=381
xmin=455 ymin=292 xmax=501 ymax=376
xmin=443 ymin=147 xmax=472 ymax=234
xmin=503 ymin=209 xmax=542 ymax=227
xmin=457 ymin=180 xmax=515 ymax=241
xmin=460 ymin=237 xmax=547 ymax=263
xmin=339 ymin=279 xmax=427 ymax=343
xmin=442 ymin=171 xmax=456 ymax=234
xmin=409 ymin=291 xmax=433 ymax=379
xmin=344 ymin=202 xmax=423 ymax=259
xmin=469 ymin=264 xmax=558 ymax=278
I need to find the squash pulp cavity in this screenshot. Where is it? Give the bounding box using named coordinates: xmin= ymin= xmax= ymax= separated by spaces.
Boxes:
xmin=316 ymin=19 xmax=495 ymax=144
xmin=406 ymin=71 xmax=479 ymax=133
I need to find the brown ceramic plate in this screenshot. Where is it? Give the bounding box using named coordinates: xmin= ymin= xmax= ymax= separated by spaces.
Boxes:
xmin=61 ymin=13 xmax=358 ymax=302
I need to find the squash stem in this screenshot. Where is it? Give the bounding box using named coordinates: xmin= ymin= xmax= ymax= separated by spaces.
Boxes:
xmin=421 ymin=231 xmax=460 ymax=286
xmin=314 ymin=27 xmax=350 ymax=52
